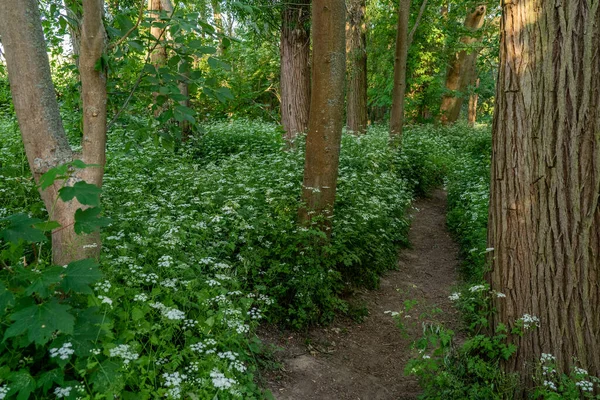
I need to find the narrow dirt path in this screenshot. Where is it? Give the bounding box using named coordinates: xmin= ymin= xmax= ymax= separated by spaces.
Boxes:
xmin=260 ymin=190 xmax=463 ymax=400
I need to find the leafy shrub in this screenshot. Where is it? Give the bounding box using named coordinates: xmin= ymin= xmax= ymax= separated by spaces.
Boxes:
xmin=1 ymin=117 xmax=416 ymax=397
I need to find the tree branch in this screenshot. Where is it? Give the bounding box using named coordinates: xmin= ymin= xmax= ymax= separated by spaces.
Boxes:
xmin=107 ymin=0 xmax=145 ymax=51
xmin=407 ymin=0 xmax=428 ymax=48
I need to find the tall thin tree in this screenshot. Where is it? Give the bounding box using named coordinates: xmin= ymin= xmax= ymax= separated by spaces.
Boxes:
xmin=299 ymin=0 xmax=346 ymax=233
xmin=389 ymin=0 xmax=410 ymax=140
xmin=345 ymin=0 xmax=368 ymax=134
xmin=488 ymin=0 xmax=600 ymax=385
xmin=280 ymin=0 xmax=311 ymax=143
xmin=439 ymin=4 xmax=485 ymax=124
xmin=0 ymin=0 xmax=107 ymax=265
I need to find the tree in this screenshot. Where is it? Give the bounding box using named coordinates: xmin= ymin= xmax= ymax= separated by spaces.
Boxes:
xmin=0 ymin=0 xmax=107 ymax=265
xmin=389 ymin=0 xmax=410 ymax=140
xmin=280 ymin=0 xmax=311 ymax=143
xmin=439 ymin=4 xmax=485 ymax=124
xmin=488 ymin=0 xmax=600 ymax=385
xmin=299 ymin=0 xmax=345 ymax=233
xmin=345 ymin=0 xmax=368 ymax=134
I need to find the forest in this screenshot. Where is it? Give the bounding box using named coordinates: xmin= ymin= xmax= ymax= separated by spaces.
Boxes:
xmin=0 ymin=0 xmax=598 ymax=399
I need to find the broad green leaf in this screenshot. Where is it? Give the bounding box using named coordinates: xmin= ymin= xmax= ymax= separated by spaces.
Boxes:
xmin=0 ymin=213 xmax=46 ymax=243
xmin=60 ymin=258 xmax=102 ymax=294
xmin=33 ymin=220 xmax=61 ymax=232
xmin=39 ymin=164 xmax=69 ymax=190
xmin=0 ymin=282 xmax=15 ymax=311
xmin=74 ymin=207 xmax=111 ymax=234
xmin=207 ymin=57 xmax=231 ymax=71
xmin=4 ymin=299 xmax=75 ymax=345
xmin=24 ymin=266 xmax=63 ymax=298
xmin=59 ymin=181 xmax=102 ymax=207
xmin=37 ymin=368 xmax=64 ymax=393
xmin=8 ymin=370 xmax=36 ymax=400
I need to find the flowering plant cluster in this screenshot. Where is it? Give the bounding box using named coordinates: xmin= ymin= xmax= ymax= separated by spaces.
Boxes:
xmin=0 ymin=118 xmax=415 ymax=397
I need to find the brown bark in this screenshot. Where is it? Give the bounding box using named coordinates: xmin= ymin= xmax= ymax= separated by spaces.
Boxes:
xmin=149 ymin=0 xmax=167 ymax=69
xmin=488 ymin=0 xmax=600 ymax=386
xmin=0 ymin=0 xmax=107 ymax=265
xmin=389 ymin=0 xmax=410 ymax=141
xmin=345 ymin=0 xmax=367 ymax=134
xmin=467 ymin=77 xmax=479 ymax=126
xmin=298 ymin=0 xmax=346 ymax=234
xmin=439 ymin=4 xmax=485 ymax=125
xmin=211 ymin=0 xmax=224 ymax=54
xmin=280 ymin=0 xmax=311 ymax=143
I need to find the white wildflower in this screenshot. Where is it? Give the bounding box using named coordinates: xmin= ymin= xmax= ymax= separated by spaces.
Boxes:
xmin=0 ymin=384 xmax=9 ymax=399
xmin=448 ymin=292 xmax=461 ymax=301
xmin=54 ymin=386 xmax=72 ymax=398
xmin=49 ymin=342 xmax=75 ymax=360
xmin=210 ymin=369 xmax=237 ymax=390
xmin=109 ymin=344 xmax=139 ymax=365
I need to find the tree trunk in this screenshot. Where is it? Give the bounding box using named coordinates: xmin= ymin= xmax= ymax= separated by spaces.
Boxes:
xmin=439 ymin=4 xmax=485 ymax=125
xmin=64 ymin=0 xmax=82 ymax=65
xmin=389 ymin=0 xmax=411 ymax=141
xmin=0 ymin=0 xmax=107 ymax=265
xmin=467 ymin=77 xmax=479 ymax=126
xmin=345 ymin=0 xmax=367 ymax=134
xmin=280 ymin=0 xmax=311 ymax=143
xmin=149 ymin=0 xmax=167 ymax=69
xmin=488 ymin=0 xmax=600 ymax=386
xmin=211 ymin=0 xmax=224 ymax=54
xmin=298 ymin=0 xmax=345 ymax=234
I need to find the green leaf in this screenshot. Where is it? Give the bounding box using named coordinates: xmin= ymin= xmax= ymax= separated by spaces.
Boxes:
xmin=61 ymin=258 xmax=103 ymax=294
xmin=24 ymin=266 xmax=63 ymax=298
xmin=4 ymin=299 xmax=75 ymax=345
xmin=207 ymin=57 xmax=231 ymax=71
xmin=0 ymin=282 xmax=15 ymax=311
xmin=37 ymin=368 xmax=64 ymax=393
xmin=8 ymin=370 xmax=36 ymax=400
xmin=0 ymin=213 xmax=46 ymax=243
xmin=59 ymin=181 xmax=102 ymax=207
xmin=33 ymin=220 xmax=61 ymax=232
xmin=39 ymin=164 xmax=69 ymax=190
xmin=74 ymin=207 xmax=111 ymax=234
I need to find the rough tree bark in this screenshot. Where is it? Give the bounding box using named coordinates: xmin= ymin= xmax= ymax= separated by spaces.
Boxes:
xmin=298 ymin=0 xmax=346 ymax=234
xmin=488 ymin=0 xmax=600 ymax=385
xmin=149 ymin=0 xmax=168 ymax=70
xmin=389 ymin=0 xmax=411 ymax=140
xmin=280 ymin=0 xmax=311 ymax=143
xmin=0 ymin=0 xmax=107 ymax=265
xmin=439 ymin=4 xmax=485 ymax=124
xmin=345 ymin=0 xmax=368 ymax=134
xmin=467 ymin=77 xmax=479 ymax=126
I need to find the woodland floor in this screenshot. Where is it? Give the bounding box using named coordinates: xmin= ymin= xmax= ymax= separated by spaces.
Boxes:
xmin=259 ymin=189 xmax=463 ymax=400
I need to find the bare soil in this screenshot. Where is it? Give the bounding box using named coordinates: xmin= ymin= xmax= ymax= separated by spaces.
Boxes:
xmin=259 ymin=189 xmax=462 ymax=400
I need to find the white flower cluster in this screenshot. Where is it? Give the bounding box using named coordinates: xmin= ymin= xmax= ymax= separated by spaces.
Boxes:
xmin=448 ymin=292 xmax=461 ymax=301
xmin=518 ymin=314 xmax=540 ymax=329
xmin=217 ymin=351 xmax=238 ymax=361
xmin=573 ymin=367 xmax=588 ymax=376
xmin=0 ymin=384 xmax=9 ymax=400
xmin=109 ymin=344 xmax=139 ymax=365
xmin=98 ymin=295 xmax=113 ymax=307
xmin=150 ymin=302 xmax=186 ymax=320
xmin=158 ymin=255 xmax=173 ymax=268
xmin=185 ymin=361 xmax=199 ymax=374
xmin=495 ymin=292 xmax=506 ymax=298
xmin=162 ymin=372 xmax=187 ymax=399
xmin=543 ymin=380 xmax=557 ymax=391
xmin=54 ymin=386 xmax=72 ymax=398
xmin=50 ymin=342 xmax=74 ymax=360
xmin=189 ymin=339 xmax=217 ymax=354
xmin=183 ymin=319 xmax=197 ymax=329
xmin=247 ymin=307 xmax=262 ymax=320
xmin=95 ymin=280 xmax=111 ymax=293
xmin=575 ymin=380 xmax=594 ymax=392
xmin=210 ymin=369 xmax=237 ymax=390
xmin=134 ymin=293 xmax=149 ymax=302
xmin=141 ymin=272 xmax=159 ymax=284
xmin=469 ymin=285 xmax=486 ymax=292
xmin=540 ymin=353 xmax=555 ymax=363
